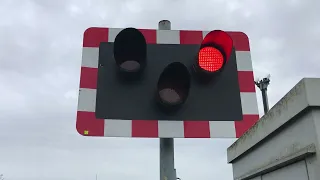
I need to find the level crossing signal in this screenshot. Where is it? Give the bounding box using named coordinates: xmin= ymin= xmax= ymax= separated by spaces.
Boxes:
xmin=76 ymin=27 xmax=259 ymax=138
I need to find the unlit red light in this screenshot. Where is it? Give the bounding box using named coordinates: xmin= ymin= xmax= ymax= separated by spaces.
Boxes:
xmin=120 ymin=60 xmax=141 ymax=71
xmin=198 ymin=47 xmax=224 ymax=72
xmin=159 ymin=88 xmax=181 ymax=104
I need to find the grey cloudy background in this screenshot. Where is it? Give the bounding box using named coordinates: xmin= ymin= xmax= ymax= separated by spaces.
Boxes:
xmin=0 ymin=0 xmax=319 ymax=180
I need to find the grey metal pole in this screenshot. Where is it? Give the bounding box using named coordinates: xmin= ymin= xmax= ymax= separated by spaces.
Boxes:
xmin=158 ymin=20 xmax=176 ymax=180
xmin=255 ymin=76 xmax=270 ymax=115
xmin=261 ymin=88 xmax=269 ymax=114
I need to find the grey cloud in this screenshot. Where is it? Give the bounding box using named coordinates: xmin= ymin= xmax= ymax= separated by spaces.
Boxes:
xmin=0 ymin=0 xmax=319 ymax=180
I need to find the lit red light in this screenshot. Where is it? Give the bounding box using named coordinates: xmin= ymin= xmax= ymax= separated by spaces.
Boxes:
xmin=198 ymin=47 xmax=224 ymax=72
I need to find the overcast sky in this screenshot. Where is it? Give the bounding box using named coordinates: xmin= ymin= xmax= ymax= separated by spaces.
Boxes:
xmin=0 ymin=0 xmax=319 ymax=180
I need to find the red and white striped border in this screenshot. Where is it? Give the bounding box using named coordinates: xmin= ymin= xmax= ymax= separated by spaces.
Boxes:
xmin=76 ymin=27 xmax=259 ymax=138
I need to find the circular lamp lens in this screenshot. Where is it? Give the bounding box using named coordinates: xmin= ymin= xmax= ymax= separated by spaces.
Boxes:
xmin=198 ymin=47 xmax=224 ymax=72
xmin=158 ymin=88 xmax=181 ymax=105
xmin=119 ymin=60 xmax=141 ymax=72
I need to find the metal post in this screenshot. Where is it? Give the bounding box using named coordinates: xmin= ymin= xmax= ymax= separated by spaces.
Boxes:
xmin=255 ymin=76 xmax=270 ymax=114
xmin=261 ymin=88 xmax=269 ymax=114
xmin=158 ymin=20 xmax=176 ymax=180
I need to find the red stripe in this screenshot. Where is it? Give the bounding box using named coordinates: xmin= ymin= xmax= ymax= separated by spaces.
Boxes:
xmin=227 ymin=32 xmax=250 ymax=51
xmin=180 ymin=30 xmax=203 ymax=44
xmin=83 ymin=27 xmax=250 ymax=51
xmin=82 ymin=28 xmax=250 ymax=51
xmin=79 ymin=67 xmax=98 ymax=89
xmin=238 ymin=71 xmax=255 ymax=92
xmin=184 ymin=121 xmax=210 ymax=138
xmin=234 ymin=114 xmax=260 ymax=138
xmin=76 ymin=111 xmax=105 ymax=136
xmin=138 ymin=29 xmax=157 ymax=44
xmin=179 ymin=30 xmax=250 ymax=51
xmin=83 ymin=27 xmax=109 ymax=47
xmin=132 ymin=120 xmax=158 ymax=137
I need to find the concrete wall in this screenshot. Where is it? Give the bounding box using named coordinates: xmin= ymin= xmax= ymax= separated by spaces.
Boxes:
xmin=304 ymin=109 xmax=320 ymax=180
xmin=261 ymin=160 xmax=309 ymax=180
xmin=232 ymin=109 xmax=319 ymax=179
xmin=232 ymin=109 xmax=316 ymax=177
xmin=227 ymin=78 xmax=320 ymax=180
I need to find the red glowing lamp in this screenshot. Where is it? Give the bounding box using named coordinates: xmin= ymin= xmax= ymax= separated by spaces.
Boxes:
xmin=193 ymin=30 xmax=233 ymax=82
xmin=198 ymin=47 xmax=224 ymax=72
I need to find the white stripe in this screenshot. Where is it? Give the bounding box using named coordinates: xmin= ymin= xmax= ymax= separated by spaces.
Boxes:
xmin=81 ymin=48 xmax=99 ymax=68
xmin=240 ymin=92 xmax=259 ymax=114
xmin=158 ymin=121 xmax=184 ymax=138
xmin=202 ymin=31 xmax=210 ymax=38
xmin=108 ymin=28 xmax=123 ymax=42
xmin=209 ymin=121 xmax=236 ymax=138
xmin=81 ymin=47 xmax=253 ymax=71
xmin=235 ymin=51 xmax=253 ymax=71
xmin=156 ymin=30 xmax=180 ymax=44
xmin=78 ymin=88 xmax=96 ymax=112
xmin=78 ymin=88 xmax=259 ymax=115
xmin=104 ymin=119 xmax=132 ymax=137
